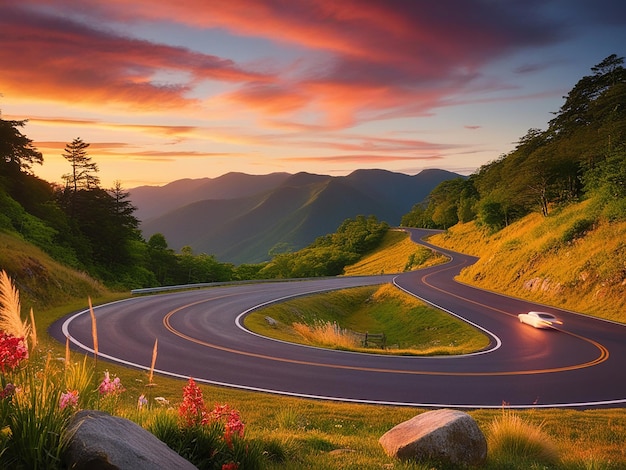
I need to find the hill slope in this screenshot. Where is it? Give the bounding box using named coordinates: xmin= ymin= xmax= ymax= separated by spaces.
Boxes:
xmin=0 ymin=231 xmax=109 ymax=312
xmin=137 ymin=169 xmax=461 ymax=264
xmin=427 ymin=200 xmax=626 ymax=323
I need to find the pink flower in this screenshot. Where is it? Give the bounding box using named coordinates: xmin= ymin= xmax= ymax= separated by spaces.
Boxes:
xmin=224 ymin=409 xmax=245 ymax=446
xmin=60 ymin=390 xmax=79 ymax=410
xmin=98 ymin=371 xmax=125 ymax=396
xmin=0 ymin=332 xmax=28 ymax=373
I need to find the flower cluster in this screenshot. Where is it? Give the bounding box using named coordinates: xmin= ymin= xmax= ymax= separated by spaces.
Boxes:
xmin=179 ymin=377 xmax=208 ymax=426
xmin=178 ymin=377 xmax=245 ymax=446
xmin=0 ymin=332 xmax=28 ymax=373
xmin=98 ymin=371 xmax=125 ymax=396
xmin=59 ymin=390 xmax=79 ymax=410
xmin=211 ymin=403 xmax=245 ymax=447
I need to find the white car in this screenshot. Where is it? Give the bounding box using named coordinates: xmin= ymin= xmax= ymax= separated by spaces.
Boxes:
xmin=518 ymin=311 xmax=563 ymax=329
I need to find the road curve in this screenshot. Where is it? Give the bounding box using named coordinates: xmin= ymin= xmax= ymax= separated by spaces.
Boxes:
xmin=50 ymin=228 xmax=626 ymax=408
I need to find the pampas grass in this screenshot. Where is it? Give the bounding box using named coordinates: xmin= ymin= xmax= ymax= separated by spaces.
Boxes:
xmin=88 ymin=296 xmax=98 ymax=361
xmin=148 ymin=338 xmax=158 ymax=385
xmin=0 ymin=270 xmax=30 ymax=343
xmin=29 ymin=308 xmax=37 ymax=349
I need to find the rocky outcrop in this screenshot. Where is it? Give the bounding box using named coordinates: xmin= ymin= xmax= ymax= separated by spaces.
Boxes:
xmin=379 ymin=409 xmax=487 ymax=466
xmin=63 ymin=409 xmax=197 ymax=470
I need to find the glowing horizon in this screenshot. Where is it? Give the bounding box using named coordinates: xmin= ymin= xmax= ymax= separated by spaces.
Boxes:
xmin=1 ymin=1 xmax=624 ymax=188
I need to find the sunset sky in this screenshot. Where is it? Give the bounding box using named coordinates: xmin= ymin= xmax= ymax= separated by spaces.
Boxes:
xmin=1 ymin=1 xmax=625 ymax=188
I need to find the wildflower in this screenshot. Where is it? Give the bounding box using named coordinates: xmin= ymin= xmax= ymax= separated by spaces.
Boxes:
xmin=59 ymin=390 xmax=79 ymax=410
xmin=137 ymin=394 xmax=148 ymax=411
xmin=222 ymin=462 xmax=239 ymax=470
xmin=98 ymin=370 xmax=125 ymax=396
xmin=179 ymin=377 xmax=208 ymax=427
xmin=224 ymin=408 xmax=245 ymax=447
xmin=0 ymin=332 xmax=29 ymax=373
xmin=0 ymin=382 xmax=16 ymax=399
xmin=211 ymin=403 xmax=245 ymax=447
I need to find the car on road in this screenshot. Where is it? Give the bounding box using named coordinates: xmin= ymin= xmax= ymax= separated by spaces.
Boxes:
xmin=518 ymin=311 xmax=563 ymax=329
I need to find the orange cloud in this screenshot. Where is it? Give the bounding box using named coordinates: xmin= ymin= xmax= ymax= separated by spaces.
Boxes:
xmin=2 ymin=0 xmax=567 ymax=129
xmin=0 ymin=4 xmax=269 ymax=112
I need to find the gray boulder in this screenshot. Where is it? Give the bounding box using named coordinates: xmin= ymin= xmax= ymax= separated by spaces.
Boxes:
xmin=379 ymin=408 xmax=487 ymax=466
xmin=63 ymin=409 xmax=197 ymax=470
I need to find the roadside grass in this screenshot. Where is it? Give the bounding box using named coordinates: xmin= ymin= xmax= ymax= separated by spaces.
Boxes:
xmin=244 ymin=284 xmax=490 ymax=355
xmin=343 ymin=229 xmax=447 ymax=276
xmin=428 ymin=199 xmax=626 ymax=323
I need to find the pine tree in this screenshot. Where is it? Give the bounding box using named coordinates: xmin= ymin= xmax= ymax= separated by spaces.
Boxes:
xmin=62 ymin=138 xmax=100 ymax=191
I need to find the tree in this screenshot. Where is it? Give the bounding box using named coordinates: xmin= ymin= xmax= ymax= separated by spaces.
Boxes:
xmin=0 ymin=118 xmax=43 ymax=174
xmin=62 ymin=138 xmax=100 ymax=192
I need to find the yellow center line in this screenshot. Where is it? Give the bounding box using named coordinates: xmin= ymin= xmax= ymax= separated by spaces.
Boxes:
xmin=162 ymin=283 xmax=609 ymax=377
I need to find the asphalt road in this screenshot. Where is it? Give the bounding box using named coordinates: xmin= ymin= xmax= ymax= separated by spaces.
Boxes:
xmin=49 ymin=228 xmax=626 ymax=408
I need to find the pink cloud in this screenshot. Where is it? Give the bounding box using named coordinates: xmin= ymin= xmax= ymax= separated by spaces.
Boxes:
xmin=0 ymin=4 xmax=268 ymax=111
xmin=2 ymin=1 xmax=572 ymax=130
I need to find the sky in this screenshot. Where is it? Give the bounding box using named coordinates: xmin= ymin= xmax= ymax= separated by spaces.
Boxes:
xmin=1 ymin=0 xmax=625 ymax=189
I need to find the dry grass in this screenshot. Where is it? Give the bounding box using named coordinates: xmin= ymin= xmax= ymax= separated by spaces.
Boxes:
xmin=429 ymin=200 xmax=626 ymax=323
xmin=0 ymin=269 xmax=31 ymax=342
xmin=487 ymin=410 xmax=559 ymax=466
xmin=343 ymin=229 xmax=446 ymax=276
xmin=292 ymin=320 xmax=361 ymax=349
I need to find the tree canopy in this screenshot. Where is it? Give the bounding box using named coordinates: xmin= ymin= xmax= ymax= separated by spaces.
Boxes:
xmin=402 ymin=54 xmax=626 ymax=231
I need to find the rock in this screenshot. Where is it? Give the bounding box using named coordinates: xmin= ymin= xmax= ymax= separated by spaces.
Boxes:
xmin=379 ymin=409 xmax=487 ymax=466
xmin=63 ymin=409 xmax=197 ymax=470
xmin=265 ymin=316 xmax=277 ymax=326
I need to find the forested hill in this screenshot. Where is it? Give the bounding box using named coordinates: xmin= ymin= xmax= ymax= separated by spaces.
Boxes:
xmin=133 ymin=168 xmax=460 ymax=264
xmin=402 ymin=54 xmax=626 ymax=231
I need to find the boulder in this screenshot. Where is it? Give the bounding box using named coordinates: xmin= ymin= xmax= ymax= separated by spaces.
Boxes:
xmin=379 ymin=409 xmax=487 ymax=466
xmin=63 ymin=409 xmax=197 ymax=470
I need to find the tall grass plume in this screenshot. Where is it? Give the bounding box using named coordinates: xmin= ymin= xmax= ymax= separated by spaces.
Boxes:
xmin=88 ymin=296 xmax=98 ymax=361
xmin=0 ymin=270 xmax=30 ymax=344
xmin=148 ymin=338 xmax=158 ymax=385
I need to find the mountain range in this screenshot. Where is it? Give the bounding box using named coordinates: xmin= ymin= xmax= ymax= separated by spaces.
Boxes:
xmin=129 ymin=169 xmax=462 ymax=264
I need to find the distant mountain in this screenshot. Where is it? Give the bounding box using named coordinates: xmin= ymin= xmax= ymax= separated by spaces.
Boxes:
xmin=131 ymin=169 xmax=462 ymax=264
xmin=129 ymin=172 xmax=291 ymax=221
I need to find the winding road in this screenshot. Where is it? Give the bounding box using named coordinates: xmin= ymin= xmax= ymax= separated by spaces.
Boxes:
xmin=50 ymin=228 xmax=626 ymax=408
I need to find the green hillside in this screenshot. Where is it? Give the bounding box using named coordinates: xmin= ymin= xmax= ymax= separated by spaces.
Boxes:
xmin=428 ymin=200 xmax=626 ymax=323
xmin=0 ymin=230 xmax=110 ymax=313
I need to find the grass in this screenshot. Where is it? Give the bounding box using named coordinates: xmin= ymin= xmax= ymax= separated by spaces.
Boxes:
xmin=343 ymin=229 xmax=447 ymax=276
xmin=244 ymin=284 xmax=490 ymax=355
xmin=428 ymin=199 xmax=626 ymax=323
xmin=291 ymin=320 xmax=362 ymax=349
xmin=486 ymin=410 xmax=559 ymax=467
